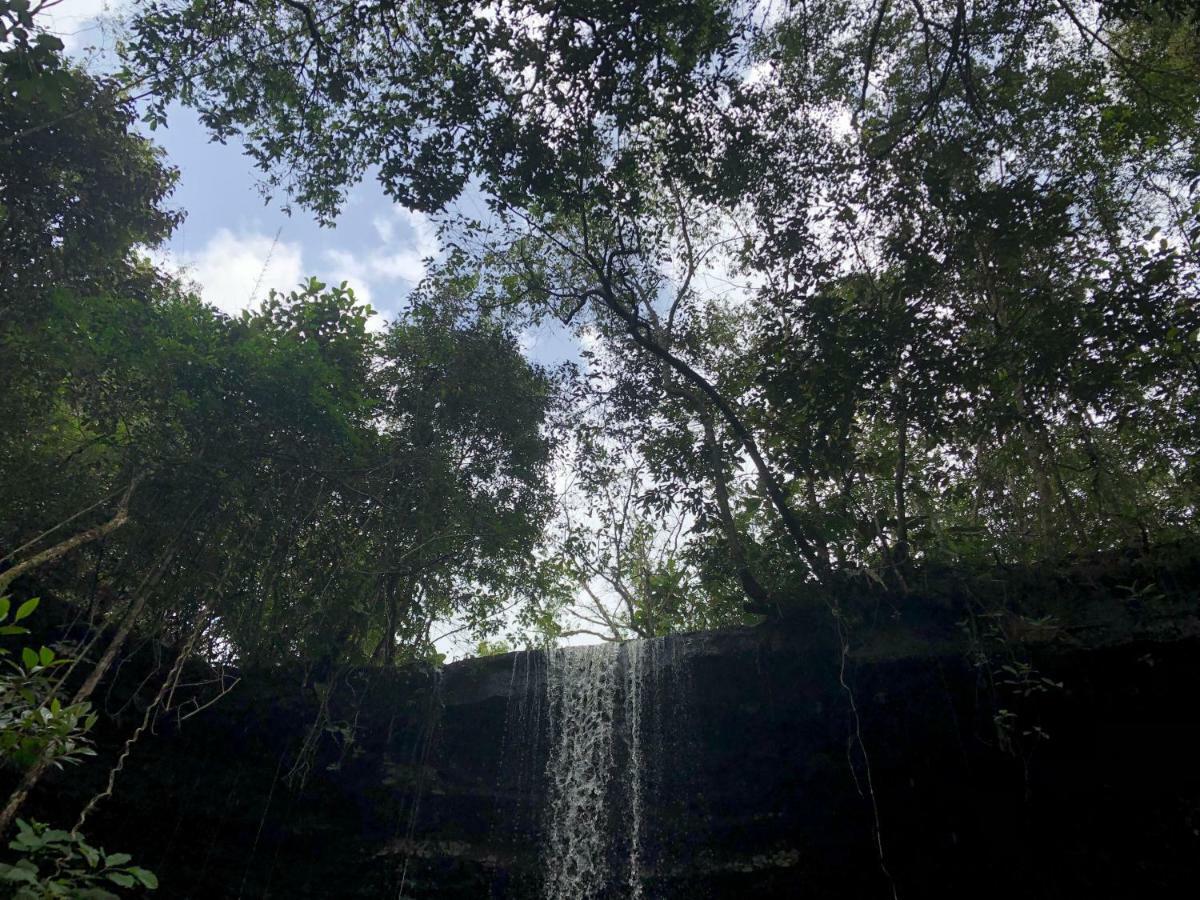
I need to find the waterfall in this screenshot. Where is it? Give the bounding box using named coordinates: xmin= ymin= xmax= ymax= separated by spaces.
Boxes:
xmin=542 ymin=643 xmax=621 ymax=899
xmin=538 ymin=638 xmax=678 ymax=899
xmin=493 ymin=636 xmax=688 ymax=898
xmin=491 ymin=649 xmax=546 ymax=856
xmin=394 ymin=667 xmax=444 ymax=899
xmin=623 ymin=640 xmax=645 ymax=899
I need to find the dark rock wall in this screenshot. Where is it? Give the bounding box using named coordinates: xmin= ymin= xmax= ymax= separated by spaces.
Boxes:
xmin=14 ymin=594 xmax=1200 ymax=899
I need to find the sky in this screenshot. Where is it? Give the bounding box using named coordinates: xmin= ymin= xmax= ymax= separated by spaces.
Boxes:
xmin=42 ymin=0 xmax=588 ymax=657
xmin=43 ymin=0 xmax=578 ymax=362
xmin=46 ymin=1 xmax=460 ymax=333
xmin=43 ymin=2 xmax=423 ymax=323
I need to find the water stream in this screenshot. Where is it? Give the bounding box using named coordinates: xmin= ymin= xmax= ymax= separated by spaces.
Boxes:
xmin=542 ymin=643 xmax=620 ymax=898
xmin=623 ymin=640 xmax=645 ymax=899
xmin=537 ymin=638 xmax=685 ymax=900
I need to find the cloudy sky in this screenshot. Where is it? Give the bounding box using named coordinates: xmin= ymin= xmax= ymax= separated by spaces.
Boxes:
xmin=43 ymin=1 xmax=589 ymax=655
xmin=43 ymin=2 xmax=496 ymax=333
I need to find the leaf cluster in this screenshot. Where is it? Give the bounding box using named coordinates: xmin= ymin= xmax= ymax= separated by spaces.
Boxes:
xmin=0 ymin=599 xmax=97 ymax=773
xmin=0 ymin=819 xmax=156 ymax=899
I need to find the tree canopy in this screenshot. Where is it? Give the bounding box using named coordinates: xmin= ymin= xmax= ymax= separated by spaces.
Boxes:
xmin=1 ymin=15 xmax=558 ymax=670
xmin=5 ymin=0 xmax=1200 ymax=651
xmin=4 ymin=0 xmax=1199 ymax=871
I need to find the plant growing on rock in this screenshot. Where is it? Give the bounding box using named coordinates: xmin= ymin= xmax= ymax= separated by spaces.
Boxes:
xmin=0 ymin=819 xmax=156 ymax=899
xmin=0 ymin=598 xmax=157 ymax=896
xmin=0 ymin=598 xmax=96 ymax=772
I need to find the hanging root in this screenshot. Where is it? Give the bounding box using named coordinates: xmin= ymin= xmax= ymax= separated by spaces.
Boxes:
xmin=72 ymin=614 xmax=208 ymax=835
xmin=833 ymin=603 xmax=899 ymax=900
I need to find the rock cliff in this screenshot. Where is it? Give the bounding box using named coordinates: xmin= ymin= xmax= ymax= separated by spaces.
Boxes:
xmin=14 ymin=559 xmax=1200 ymax=898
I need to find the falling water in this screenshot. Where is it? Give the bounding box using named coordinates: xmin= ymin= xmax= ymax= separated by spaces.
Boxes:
xmin=395 ymin=667 xmax=444 ymax=899
xmin=542 ymin=643 xmax=620 ymax=899
xmin=497 ymin=636 xmax=690 ymax=899
xmin=623 ymin=640 xmax=645 ymax=899
xmin=491 ymin=650 xmax=546 ymax=852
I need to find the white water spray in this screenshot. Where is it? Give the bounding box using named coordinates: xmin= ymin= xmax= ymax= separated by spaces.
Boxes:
xmin=542 ymin=643 xmax=620 ymax=899
xmin=536 ymin=637 xmax=684 ymax=899
xmin=624 ymin=640 xmax=645 ymax=898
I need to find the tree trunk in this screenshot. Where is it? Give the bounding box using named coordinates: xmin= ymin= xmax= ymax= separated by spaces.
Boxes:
xmin=0 ymin=477 xmax=140 ymax=596
xmin=593 ymin=282 xmax=831 ymax=582
xmin=700 ymin=413 xmax=776 ymax=614
xmin=0 ymin=536 xmax=176 ymax=835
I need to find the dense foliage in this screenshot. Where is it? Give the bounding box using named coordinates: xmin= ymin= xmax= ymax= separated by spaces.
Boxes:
xmin=0 ymin=6 xmax=563 ymax=848
xmin=1 ymin=9 xmax=557 ymax=672
xmin=2 ymin=0 xmax=1197 ymax=649
xmin=0 ymin=0 xmax=1195 ymax=880
xmin=125 ymin=0 xmax=1199 ymax=633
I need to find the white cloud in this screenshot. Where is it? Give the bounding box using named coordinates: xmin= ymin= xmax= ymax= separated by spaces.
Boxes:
xmin=324 ymin=248 xmax=374 ymax=307
xmin=327 ymin=207 xmax=442 ymax=308
xmin=366 ymin=247 xmax=427 ymax=284
xmin=168 ymin=228 xmax=304 ymax=315
xmin=371 ymin=215 xmax=395 ymax=244
xmin=364 ymin=206 xmax=440 ymax=286
xmin=517 ymin=328 xmax=537 ymax=358
xmin=159 ymin=232 xmax=390 ymax=332
xmin=41 ymin=0 xmax=120 ymax=53
xmin=402 ymin=208 xmax=439 ymax=258
xmin=156 ymin=206 xmax=442 ymax=325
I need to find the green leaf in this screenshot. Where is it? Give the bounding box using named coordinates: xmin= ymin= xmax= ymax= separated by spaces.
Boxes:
xmin=0 ymin=864 xmax=37 ymax=884
xmin=127 ymin=867 xmax=158 ymax=889
xmin=21 ymin=647 xmax=37 ymax=670
xmin=38 ymin=647 xmax=54 ymax=667
xmin=106 ymin=872 xmax=136 ymax=888
xmin=13 ymin=598 xmax=39 ymax=623
xmin=104 ymin=853 xmax=132 ymax=867
xmin=10 ymin=833 xmax=43 ymax=853
xmin=0 ymin=597 xmax=10 ymax=621
xmin=34 ymin=33 xmax=65 ymax=52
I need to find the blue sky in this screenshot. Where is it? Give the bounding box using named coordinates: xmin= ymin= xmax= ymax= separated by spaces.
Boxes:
xmin=46 ymin=2 xmax=445 ymax=326
xmin=44 ymin=1 xmax=587 ymax=655
xmin=45 ymin=0 xmax=578 ymax=365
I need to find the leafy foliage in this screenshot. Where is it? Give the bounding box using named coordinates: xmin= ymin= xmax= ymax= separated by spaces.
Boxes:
xmin=122 ymin=1 xmax=1200 ymax=635
xmin=0 ymin=819 xmax=156 ymax=899
xmin=0 ymin=598 xmax=97 ymax=772
xmin=0 ymin=0 xmax=179 ymax=306
xmin=128 ymin=0 xmax=746 ymax=219
xmin=0 ymin=596 xmax=148 ymax=896
xmin=1 ymin=267 xmax=558 ymax=665
xmin=19 ymin=3 xmax=1194 ymax=626
xmin=1 ymin=14 xmax=558 ymax=669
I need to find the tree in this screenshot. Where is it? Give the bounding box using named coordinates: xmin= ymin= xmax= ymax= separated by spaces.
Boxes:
xmin=0 ymin=0 xmax=179 ymax=308
xmin=129 ymin=0 xmax=748 ymax=218
xmin=0 ymin=10 xmax=562 ymax=829
xmin=115 ymin=1 xmax=1200 ymax=601
xmin=554 ymin=461 xmax=750 ymax=641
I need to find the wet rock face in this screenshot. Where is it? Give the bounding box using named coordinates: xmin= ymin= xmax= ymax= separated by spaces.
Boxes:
xmin=19 ymin=602 xmax=1200 ymax=899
